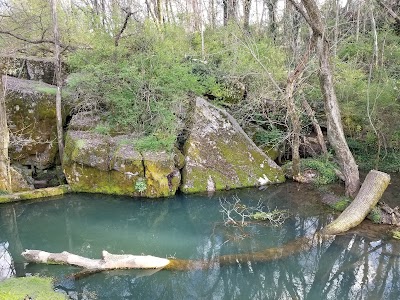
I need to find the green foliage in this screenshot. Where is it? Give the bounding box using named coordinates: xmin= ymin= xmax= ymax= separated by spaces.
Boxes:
xmin=330 ymin=197 xmax=352 ymax=211
xmin=134 ymin=134 xmax=176 ymax=152
xmin=253 ymin=127 xmax=284 ymax=146
xmin=368 ymin=207 xmax=382 ymax=224
xmin=134 ymin=178 xmax=147 ymax=193
xmin=301 ymin=158 xmax=338 ymax=185
xmin=0 ymin=276 xmax=66 ymax=300
xmin=67 ymin=24 xmax=221 ymax=148
xmin=93 ymin=123 xmax=111 ymax=135
xmin=392 ymin=230 xmax=400 ymax=240
xmin=0 ymin=190 xmax=9 ymax=195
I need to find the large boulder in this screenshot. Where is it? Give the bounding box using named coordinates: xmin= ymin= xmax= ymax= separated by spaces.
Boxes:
xmin=181 ymin=97 xmax=285 ymax=193
xmin=4 ymin=76 xmax=68 ymax=169
xmin=63 ymin=130 xmax=181 ymax=198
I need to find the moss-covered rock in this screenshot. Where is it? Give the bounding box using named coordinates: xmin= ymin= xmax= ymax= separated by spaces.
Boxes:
xmin=0 ymin=185 xmax=70 ymax=203
xmin=63 ymin=130 xmax=180 ymax=198
xmin=0 ymin=276 xmax=66 ymax=300
xmin=143 ymin=151 xmax=180 ymax=197
xmin=181 ymin=98 xmax=285 ymax=193
xmin=10 ymin=166 xmax=34 ymax=192
xmin=4 ymin=76 xmax=69 ymax=169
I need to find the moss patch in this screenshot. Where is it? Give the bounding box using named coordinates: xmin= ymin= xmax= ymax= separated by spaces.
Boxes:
xmin=0 ymin=276 xmax=66 ymax=300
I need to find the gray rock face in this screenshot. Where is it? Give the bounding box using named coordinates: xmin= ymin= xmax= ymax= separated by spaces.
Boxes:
xmin=0 ymin=55 xmax=66 ymax=85
xmin=180 ymin=97 xmax=285 ymax=193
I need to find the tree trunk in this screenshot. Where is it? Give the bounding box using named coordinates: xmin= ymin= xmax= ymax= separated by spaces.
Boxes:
xmin=290 ymin=0 xmax=360 ymax=197
xmin=50 ymin=0 xmax=64 ymax=164
xmin=22 ymin=250 xmax=170 ymax=270
xmin=301 ymin=98 xmax=328 ymax=155
xmin=0 ymin=76 xmax=11 ymax=192
xmin=243 ymin=0 xmax=251 ymax=30
xmin=22 ymin=235 xmax=317 ymax=273
xmin=323 ymin=170 xmax=391 ymax=235
xmin=316 ymin=35 xmax=360 ymax=197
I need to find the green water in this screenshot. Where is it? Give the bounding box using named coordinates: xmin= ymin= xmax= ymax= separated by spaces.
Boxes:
xmin=1 ymin=182 xmax=400 ymax=299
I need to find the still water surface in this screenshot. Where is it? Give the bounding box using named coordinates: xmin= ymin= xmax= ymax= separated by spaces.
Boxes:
xmin=1 ymin=181 xmax=400 ymax=299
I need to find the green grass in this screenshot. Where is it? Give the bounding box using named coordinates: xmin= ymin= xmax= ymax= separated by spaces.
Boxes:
xmin=0 ymin=276 xmax=66 ymax=300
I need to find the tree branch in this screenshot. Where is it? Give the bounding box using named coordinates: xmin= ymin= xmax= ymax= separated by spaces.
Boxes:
xmin=114 ymin=10 xmax=134 ymax=47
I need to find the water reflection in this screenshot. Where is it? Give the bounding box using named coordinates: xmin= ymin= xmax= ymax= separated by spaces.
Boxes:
xmin=0 ymin=241 xmax=15 ymax=281
xmin=0 ymin=184 xmax=399 ymax=299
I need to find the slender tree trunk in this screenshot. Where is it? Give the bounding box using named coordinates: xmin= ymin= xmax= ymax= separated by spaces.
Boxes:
xmin=333 ymin=0 xmax=340 ymax=57
xmin=301 ymin=98 xmax=328 ymax=155
xmin=51 ymin=0 xmax=64 ymax=164
xmin=208 ymin=0 xmax=216 ymax=28
xmin=0 ymin=76 xmax=11 ymax=192
xmin=370 ymin=8 xmax=379 ymax=66
xmin=316 ymin=36 xmax=360 ymax=197
xmin=356 ymin=1 xmax=360 ymax=41
xmin=243 ymin=0 xmax=251 ymax=30
xmin=266 ymin=0 xmax=278 ymax=40
xmin=290 ymin=0 xmax=360 ymax=197
xmin=156 ymin=0 xmax=163 ymax=25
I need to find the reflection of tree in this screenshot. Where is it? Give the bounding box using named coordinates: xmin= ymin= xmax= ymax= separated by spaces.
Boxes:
xmin=0 ymin=241 xmax=15 ymax=281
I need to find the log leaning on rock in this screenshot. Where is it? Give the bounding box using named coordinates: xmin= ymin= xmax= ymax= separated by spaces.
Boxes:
xmin=323 ymin=170 xmax=391 ymax=235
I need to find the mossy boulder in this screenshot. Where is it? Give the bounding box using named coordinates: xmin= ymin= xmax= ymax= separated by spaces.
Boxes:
xmin=63 ymin=131 xmax=180 ymax=197
xmin=4 ymin=76 xmax=69 ymax=169
xmin=143 ymin=151 xmax=180 ymax=197
xmin=181 ymin=97 xmax=285 ymax=193
xmin=10 ymin=166 xmax=34 ymax=192
xmin=0 ymin=276 xmax=66 ymax=300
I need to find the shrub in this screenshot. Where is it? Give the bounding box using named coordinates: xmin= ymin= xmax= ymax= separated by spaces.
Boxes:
xmin=134 ymin=178 xmax=147 ymax=193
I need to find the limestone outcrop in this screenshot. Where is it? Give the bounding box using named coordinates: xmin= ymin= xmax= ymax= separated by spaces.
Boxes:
xmin=180 ymin=97 xmax=285 ymax=193
xmin=63 ymin=130 xmax=181 ymax=198
xmin=4 ymin=76 xmax=68 ymax=169
xmin=0 ymin=55 xmax=66 ymax=85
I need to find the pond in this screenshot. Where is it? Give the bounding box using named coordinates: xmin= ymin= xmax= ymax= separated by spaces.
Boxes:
xmin=1 ymin=180 xmax=400 ymax=299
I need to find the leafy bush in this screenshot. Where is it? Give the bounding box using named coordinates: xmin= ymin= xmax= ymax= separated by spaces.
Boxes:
xmin=253 ymin=127 xmax=284 ymax=146
xmin=67 ymin=25 xmax=220 ymax=152
xmin=134 ymin=178 xmax=147 ymax=193
xmin=301 ymin=158 xmax=338 ymax=185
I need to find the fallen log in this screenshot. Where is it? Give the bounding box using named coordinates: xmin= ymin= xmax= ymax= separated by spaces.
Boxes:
xmin=21 ymin=250 xmax=170 ymax=270
xmin=323 ymin=170 xmax=391 ymax=235
xmin=21 ymin=235 xmax=323 ymax=275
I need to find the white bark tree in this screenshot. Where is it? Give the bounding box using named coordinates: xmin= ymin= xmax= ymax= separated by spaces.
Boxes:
xmin=0 ymin=76 xmax=11 ymax=192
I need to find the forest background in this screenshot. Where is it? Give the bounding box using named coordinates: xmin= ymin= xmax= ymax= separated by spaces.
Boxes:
xmin=0 ymin=0 xmax=399 ymax=176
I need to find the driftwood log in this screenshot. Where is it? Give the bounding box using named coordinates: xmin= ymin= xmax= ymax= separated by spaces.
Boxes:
xmin=323 ymin=170 xmax=391 ymax=235
xmin=22 ymin=235 xmax=320 ymax=275
xmin=21 ymin=250 xmax=170 ymax=270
